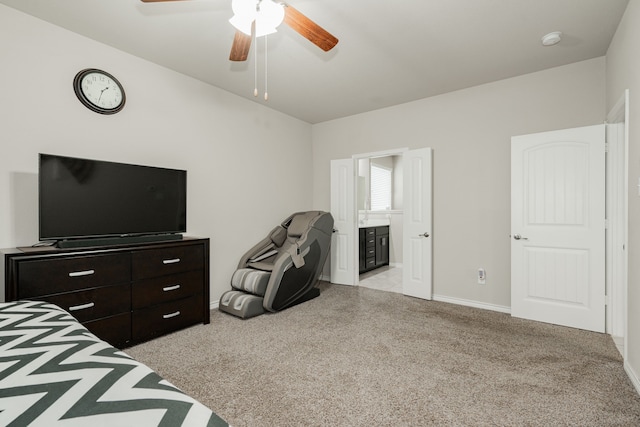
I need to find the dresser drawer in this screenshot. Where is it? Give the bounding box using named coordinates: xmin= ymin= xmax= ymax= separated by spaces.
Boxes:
xmin=132 ymin=245 xmax=204 ymax=280
xmin=132 ymin=294 xmax=204 ymax=342
xmin=84 ymin=312 xmax=131 ymax=348
xmin=132 ymin=270 xmax=203 ymax=309
xmin=17 ymin=253 xmax=131 ymax=298
xmin=43 ymin=283 xmax=131 ymax=323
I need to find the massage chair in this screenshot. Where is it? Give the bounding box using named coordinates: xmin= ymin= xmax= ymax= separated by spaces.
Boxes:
xmin=219 ymin=211 xmax=334 ymax=319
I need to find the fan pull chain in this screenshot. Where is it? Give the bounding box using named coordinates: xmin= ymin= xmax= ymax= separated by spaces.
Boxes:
xmin=253 ymin=29 xmax=258 ymax=97
xmin=251 ymin=32 xmax=269 ymax=101
xmin=264 ymin=35 xmax=268 ymax=101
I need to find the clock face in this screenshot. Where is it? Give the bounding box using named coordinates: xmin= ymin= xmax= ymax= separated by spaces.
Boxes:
xmin=73 ymin=69 xmax=126 ymax=114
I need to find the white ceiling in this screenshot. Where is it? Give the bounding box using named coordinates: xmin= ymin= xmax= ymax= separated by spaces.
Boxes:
xmin=1 ymin=0 xmax=629 ymax=123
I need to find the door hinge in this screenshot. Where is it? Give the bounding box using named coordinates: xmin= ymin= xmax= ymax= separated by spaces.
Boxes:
xmin=604 ymin=143 xmax=610 ymax=153
xmin=605 ymin=295 xmax=611 ymax=306
xmin=605 ymin=219 xmax=610 ymax=229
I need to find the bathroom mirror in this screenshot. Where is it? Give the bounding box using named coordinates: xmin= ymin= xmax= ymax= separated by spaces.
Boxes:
xmin=357 ymin=155 xmax=403 ymax=211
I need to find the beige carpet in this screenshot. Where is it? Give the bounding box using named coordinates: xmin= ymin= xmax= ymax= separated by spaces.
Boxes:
xmin=126 ymin=283 xmax=640 ymax=426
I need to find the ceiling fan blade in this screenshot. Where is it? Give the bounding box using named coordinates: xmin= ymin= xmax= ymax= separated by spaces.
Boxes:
xmin=229 ymin=30 xmax=252 ymax=61
xmin=282 ymin=4 xmax=338 ymax=52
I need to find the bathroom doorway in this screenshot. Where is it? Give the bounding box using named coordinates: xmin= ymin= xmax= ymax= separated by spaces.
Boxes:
xmin=356 ymin=153 xmax=404 ymax=294
xmin=330 ymin=147 xmax=432 ymax=299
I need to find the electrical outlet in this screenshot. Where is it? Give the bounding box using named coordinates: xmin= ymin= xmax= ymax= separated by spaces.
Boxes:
xmin=478 ymin=268 xmax=486 ymax=285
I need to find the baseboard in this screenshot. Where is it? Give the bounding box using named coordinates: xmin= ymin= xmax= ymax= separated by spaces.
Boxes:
xmin=612 ymin=335 xmax=624 ymax=357
xmin=625 ymin=360 xmax=640 ymax=397
xmin=320 ymin=274 xmax=331 ymax=282
xmin=319 ymin=277 xmax=511 ymax=314
xmin=433 ymin=294 xmax=511 ymax=314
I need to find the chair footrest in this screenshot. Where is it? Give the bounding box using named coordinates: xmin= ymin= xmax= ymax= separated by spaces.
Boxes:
xmin=219 ymin=290 xmax=265 ymax=319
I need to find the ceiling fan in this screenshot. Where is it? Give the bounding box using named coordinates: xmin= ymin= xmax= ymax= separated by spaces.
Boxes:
xmin=140 ymin=0 xmax=339 ymax=62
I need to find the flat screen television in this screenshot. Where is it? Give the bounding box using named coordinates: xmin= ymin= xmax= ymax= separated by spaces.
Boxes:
xmin=39 ymin=153 xmax=187 ymax=247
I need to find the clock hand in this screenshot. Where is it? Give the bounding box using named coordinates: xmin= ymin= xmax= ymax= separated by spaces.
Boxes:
xmin=97 ymin=86 xmax=109 ymax=103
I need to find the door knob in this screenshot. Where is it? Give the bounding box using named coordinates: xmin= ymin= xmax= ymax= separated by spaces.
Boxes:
xmin=418 ymin=232 xmax=430 ymax=238
xmin=513 ymin=234 xmax=528 ymax=240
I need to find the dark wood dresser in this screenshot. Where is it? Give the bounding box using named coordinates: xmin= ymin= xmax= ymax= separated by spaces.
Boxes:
xmin=1 ymin=237 xmax=210 ymax=348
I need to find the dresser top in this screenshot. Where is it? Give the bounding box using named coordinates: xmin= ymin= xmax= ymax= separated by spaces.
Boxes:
xmin=2 ymin=236 xmax=208 ymax=257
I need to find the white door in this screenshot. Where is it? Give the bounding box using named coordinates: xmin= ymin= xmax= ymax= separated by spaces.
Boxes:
xmin=330 ymin=159 xmax=356 ymax=285
xmin=402 ymin=148 xmax=433 ymax=299
xmin=511 ymin=125 xmax=605 ymax=332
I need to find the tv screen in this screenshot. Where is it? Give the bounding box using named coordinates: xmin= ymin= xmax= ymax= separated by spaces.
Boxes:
xmin=39 ymin=154 xmax=187 ymax=242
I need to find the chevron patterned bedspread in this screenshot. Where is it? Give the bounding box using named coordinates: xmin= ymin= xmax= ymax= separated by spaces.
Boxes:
xmin=0 ymin=300 xmax=228 ymax=427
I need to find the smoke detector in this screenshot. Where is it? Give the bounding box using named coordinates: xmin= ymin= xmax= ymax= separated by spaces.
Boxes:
xmin=541 ymin=31 xmax=562 ymax=46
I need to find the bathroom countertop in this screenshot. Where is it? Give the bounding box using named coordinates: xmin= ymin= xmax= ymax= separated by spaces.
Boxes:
xmin=358 ymin=219 xmax=390 ymax=228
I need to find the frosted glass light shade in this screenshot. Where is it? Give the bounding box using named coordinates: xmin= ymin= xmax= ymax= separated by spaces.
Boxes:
xmin=229 ymin=0 xmax=284 ymax=37
xmin=255 ymin=0 xmax=284 ymax=37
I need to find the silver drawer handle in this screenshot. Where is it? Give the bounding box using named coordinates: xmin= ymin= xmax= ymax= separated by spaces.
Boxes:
xmin=163 ymin=284 xmax=181 ymax=292
xmin=68 ymin=269 xmax=95 ymax=277
xmin=163 ymin=258 xmax=181 ymax=265
xmin=68 ymin=302 xmax=95 ymax=311
xmin=163 ymin=311 xmax=181 ymax=319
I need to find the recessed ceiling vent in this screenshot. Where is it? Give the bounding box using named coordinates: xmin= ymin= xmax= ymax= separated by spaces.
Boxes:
xmin=541 ymin=31 xmax=562 ymax=46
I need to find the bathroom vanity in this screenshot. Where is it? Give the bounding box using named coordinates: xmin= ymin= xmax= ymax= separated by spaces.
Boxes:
xmin=358 ymin=224 xmax=389 ymax=273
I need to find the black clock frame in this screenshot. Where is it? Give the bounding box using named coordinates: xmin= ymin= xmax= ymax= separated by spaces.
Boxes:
xmin=73 ymin=68 xmax=126 ymax=115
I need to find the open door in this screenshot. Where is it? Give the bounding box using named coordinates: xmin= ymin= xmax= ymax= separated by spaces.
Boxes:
xmin=511 ymin=125 xmax=605 ymax=332
xmin=402 ymin=148 xmax=433 ymax=299
xmin=330 ymin=159 xmax=356 ymax=285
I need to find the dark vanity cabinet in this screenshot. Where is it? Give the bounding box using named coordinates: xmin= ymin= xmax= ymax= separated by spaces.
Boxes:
xmin=359 ymin=226 xmax=389 ymax=273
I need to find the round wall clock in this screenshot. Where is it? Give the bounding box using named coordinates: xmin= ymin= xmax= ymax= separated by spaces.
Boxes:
xmin=73 ymin=68 xmax=126 ymax=115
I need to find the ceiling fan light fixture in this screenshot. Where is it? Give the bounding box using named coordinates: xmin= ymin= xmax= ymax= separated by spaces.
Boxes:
xmin=255 ymin=0 xmax=284 ymax=37
xmin=229 ymin=0 xmax=284 ymax=37
xmin=229 ymin=0 xmax=255 ymax=35
xmin=229 ymin=15 xmax=253 ymax=35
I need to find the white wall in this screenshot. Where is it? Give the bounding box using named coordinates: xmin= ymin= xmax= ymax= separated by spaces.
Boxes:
xmin=312 ymin=58 xmax=606 ymax=309
xmin=0 ymin=5 xmax=313 ymax=302
xmin=606 ymin=0 xmax=640 ymax=392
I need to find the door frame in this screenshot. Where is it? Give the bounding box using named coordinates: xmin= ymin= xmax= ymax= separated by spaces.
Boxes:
xmin=606 ymin=90 xmax=629 ymax=355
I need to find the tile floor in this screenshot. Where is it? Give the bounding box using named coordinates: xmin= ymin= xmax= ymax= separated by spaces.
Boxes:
xmin=358 ymin=266 xmax=403 ymax=294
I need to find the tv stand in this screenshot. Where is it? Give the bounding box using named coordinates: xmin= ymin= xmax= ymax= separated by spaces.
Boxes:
xmin=56 ymin=233 xmax=183 ymax=249
xmin=1 ymin=237 xmax=209 ymax=348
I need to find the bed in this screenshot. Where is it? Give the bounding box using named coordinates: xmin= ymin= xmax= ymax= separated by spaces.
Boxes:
xmin=0 ymin=300 xmax=228 ymax=426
